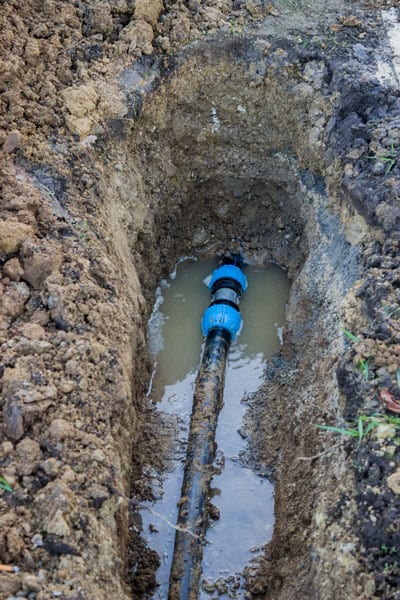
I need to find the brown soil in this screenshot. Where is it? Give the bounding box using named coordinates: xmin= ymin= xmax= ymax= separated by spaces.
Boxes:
xmin=0 ymin=1 xmax=400 ymax=599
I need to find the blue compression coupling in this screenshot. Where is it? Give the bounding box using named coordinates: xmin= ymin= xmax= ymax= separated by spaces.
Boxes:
xmin=201 ymin=262 xmax=248 ymax=340
xmin=208 ymin=264 xmax=248 ymax=292
xmin=201 ymin=304 xmax=242 ymax=340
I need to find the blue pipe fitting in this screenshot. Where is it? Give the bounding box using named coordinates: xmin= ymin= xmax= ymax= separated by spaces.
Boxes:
xmin=201 ymin=262 xmax=247 ymax=340
xmin=201 ymin=304 xmax=242 ymax=340
xmin=208 ymin=264 xmax=248 ymax=292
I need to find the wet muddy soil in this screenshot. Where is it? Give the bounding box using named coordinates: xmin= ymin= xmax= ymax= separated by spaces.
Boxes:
xmin=0 ymin=1 xmax=400 ymax=599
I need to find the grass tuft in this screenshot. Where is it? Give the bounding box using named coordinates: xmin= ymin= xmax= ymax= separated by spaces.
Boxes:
xmin=315 ymin=413 xmax=400 ymax=444
xmin=0 ymin=476 xmax=13 ymax=492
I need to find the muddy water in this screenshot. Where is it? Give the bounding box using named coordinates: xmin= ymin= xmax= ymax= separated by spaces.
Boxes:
xmin=142 ymin=259 xmax=290 ymax=598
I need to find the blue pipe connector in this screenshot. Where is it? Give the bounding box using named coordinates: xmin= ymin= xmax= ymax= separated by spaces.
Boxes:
xmin=201 ymin=262 xmax=248 ymax=341
xmin=207 ymin=264 xmax=248 ymax=292
xmin=201 ymin=304 xmax=242 ymax=340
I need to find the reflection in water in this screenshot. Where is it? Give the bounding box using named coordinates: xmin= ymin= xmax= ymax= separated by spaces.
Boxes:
xmin=142 ymin=259 xmax=290 ymax=599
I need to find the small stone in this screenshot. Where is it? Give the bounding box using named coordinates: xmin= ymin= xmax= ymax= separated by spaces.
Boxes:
xmin=48 ymin=419 xmax=73 ymax=440
xmin=92 ymin=449 xmax=105 ymax=463
xmin=3 ymin=258 xmax=24 ymax=280
xmin=31 ymin=533 xmax=44 ymax=548
xmin=30 ymin=341 xmax=53 ymax=355
xmin=2 ymin=130 xmax=21 ymax=153
xmin=59 ymin=379 xmax=76 ymax=394
xmin=387 ymin=469 xmax=400 ymax=494
xmin=315 ymin=510 xmax=326 ymax=528
xmin=16 ymin=438 xmax=42 ymax=476
xmin=16 ymin=281 xmax=31 ymax=301
xmin=4 ymin=400 xmax=25 ymax=441
xmin=0 ymin=440 xmax=14 ymax=459
xmin=1 ymin=282 xmax=31 ymax=318
xmin=0 ymin=221 xmax=34 ymax=255
xmin=192 ymin=227 xmax=209 ymax=246
xmin=39 ymin=458 xmax=60 ymax=476
xmin=22 ymin=573 xmax=41 ymax=592
xmin=46 ymin=510 xmax=70 ymax=537
xmin=61 ymin=468 xmax=76 ymax=483
xmin=65 ymin=359 xmax=80 ymax=376
xmin=375 ymin=423 xmax=396 ymax=441
xmin=19 ymin=323 xmax=46 ymax=340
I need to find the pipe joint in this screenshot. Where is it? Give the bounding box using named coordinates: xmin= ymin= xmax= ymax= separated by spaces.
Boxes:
xmin=201 ymin=263 xmax=247 ymax=340
xmin=201 ymin=303 xmax=241 ymax=340
xmin=208 ymin=264 xmax=248 ymax=293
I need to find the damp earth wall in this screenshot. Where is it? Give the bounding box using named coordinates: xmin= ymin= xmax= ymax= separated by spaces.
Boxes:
xmin=0 ymin=1 xmax=400 ymax=599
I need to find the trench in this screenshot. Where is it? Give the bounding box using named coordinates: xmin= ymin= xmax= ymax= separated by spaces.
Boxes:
xmin=140 ymin=259 xmax=290 ymax=598
xmin=105 ymin=34 xmax=364 ymax=600
xmin=1 ymin=2 xmax=399 ymax=599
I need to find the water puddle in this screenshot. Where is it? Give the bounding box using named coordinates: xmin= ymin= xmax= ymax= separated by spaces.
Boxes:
xmin=142 ymin=259 xmax=290 ymax=598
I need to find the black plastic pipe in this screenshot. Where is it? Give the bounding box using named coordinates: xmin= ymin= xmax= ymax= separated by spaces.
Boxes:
xmin=168 ymin=327 xmax=230 ymax=600
xmin=168 ymin=262 xmax=247 ymax=600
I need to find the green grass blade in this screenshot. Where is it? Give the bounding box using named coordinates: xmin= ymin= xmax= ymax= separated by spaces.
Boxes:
xmin=315 ymin=424 xmax=359 ymax=437
xmin=0 ymin=476 xmax=13 ymax=492
xmin=358 ymin=359 xmax=369 ymax=380
xmin=364 ymin=421 xmax=377 ymax=435
xmin=358 ymin=416 xmax=364 ymax=441
xmin=342 ymin=328 xmax=360 ymax=342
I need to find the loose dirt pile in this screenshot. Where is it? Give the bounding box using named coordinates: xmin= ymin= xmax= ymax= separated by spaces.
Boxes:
xmin=0 ymin=1 xmax=400 ymax=599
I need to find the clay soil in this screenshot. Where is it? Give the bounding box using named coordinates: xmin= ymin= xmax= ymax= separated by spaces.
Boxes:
xmin=1 ymin=1 xmax=400 ymax=599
